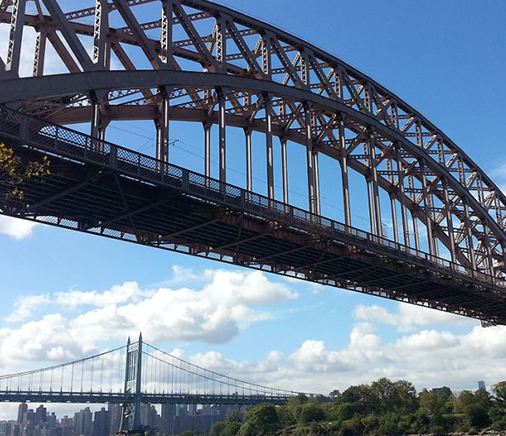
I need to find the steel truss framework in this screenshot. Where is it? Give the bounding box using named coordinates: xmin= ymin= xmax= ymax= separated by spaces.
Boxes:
xmin=0 ymin=0 xmax=505 ymax=323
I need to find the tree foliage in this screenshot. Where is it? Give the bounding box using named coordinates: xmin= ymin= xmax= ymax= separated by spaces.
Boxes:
xmin=0 ymin=143 xmax=50 ymax=200
xmin=209 ymin=378 xmax=506 ymax=436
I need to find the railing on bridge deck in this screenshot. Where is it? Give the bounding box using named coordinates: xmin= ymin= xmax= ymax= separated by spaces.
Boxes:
xmin=0 ymin=106 xmax=503 ymax=293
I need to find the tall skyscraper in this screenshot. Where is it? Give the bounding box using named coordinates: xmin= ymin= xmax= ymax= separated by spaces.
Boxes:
xmin=74 ymin=408 xmax=93 ymax=436
xmin=16 ymin=404 xmax=27 ymax=425
xmin=108 ymin=404 xmax=122 ymax=436
xmin=93 ymin=408 xmax=110 ymax=436
xmin=161 ymin=404 xmax=176 ymax=435
xmin=34 ymin=406 xmax=46 ymax=425
xmin=478 ymin=380 xmax=486 ymax=390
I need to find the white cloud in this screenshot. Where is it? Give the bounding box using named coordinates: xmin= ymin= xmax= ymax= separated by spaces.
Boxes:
xmin=0 ymin=215 xmax=38 ymax=239
xmin=1 ymin=300 xmax=506 ymax=397
xmin=2 ymin=266 xmax=506 ymax=398
xmin=0 ymin=270 xmax=297 ymax=367
xmin=179 ymin=322 xmax=506 ymax=394
xmin=353 ymin=302 xmax=476 ymax=331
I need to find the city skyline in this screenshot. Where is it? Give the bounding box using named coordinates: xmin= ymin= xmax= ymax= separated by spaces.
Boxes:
xmin=0 ymin=402 xmax=247 ymax=436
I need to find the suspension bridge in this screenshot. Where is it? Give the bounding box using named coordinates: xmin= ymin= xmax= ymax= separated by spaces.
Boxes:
xmin=0 ymin=0 xmax=505 ymax=325
xmin=0 ymin=334 xmax=305 ymax=431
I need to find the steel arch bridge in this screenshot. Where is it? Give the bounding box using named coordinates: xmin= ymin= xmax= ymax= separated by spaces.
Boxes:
xmin=0 ymin=0 xmax=505 ymax=324
xmin=0 ymin=335 xmax=306 ymax=432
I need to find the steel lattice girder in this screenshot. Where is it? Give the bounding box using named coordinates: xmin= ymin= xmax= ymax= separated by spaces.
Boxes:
xmin=0 ymin=0 xmax=505 ymax=298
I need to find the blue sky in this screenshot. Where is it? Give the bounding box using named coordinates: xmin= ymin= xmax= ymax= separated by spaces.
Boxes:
xmin=1 ymin=0 xmax=506 ymax=418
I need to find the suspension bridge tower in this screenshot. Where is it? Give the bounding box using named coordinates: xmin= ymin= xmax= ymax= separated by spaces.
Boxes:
xmin=121 ymin=334 xmax=143 ymax=433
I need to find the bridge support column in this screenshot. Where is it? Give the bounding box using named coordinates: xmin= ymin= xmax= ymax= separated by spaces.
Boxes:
xmin=313 ymin=150 xmax=321 ymax=215
xmin=90 ymin=97 xmax=107 ymax=151
xmin=463 ymin=198 xmax=477 ymax=271
xmin=366 ymin=176 xmax=376 ymax=235
xmin=368 ymin=135 xmax=382 ymax=237
xmin=395 ymin=145 xmax=410 ymax=247
xmin=245 ymin=128 xmax=252 ymax=192
xmin=443 ymin=178 xmax=457 ymax=263
xmin=265 ymin=95 xmax=274 ymax=200
xmin=484 ymin=222 xmax=495 ymax=277
xmin=420 ymin=160 xmax=436 ymax=257
xmin=204 ymin=121 xmax=212 ymax=179
xmin=411 ymin=211 xmax=420 ymax=251
xmin=338 ymin=116 xmax=351 ymax=227
xmin=280 ymin=138 xmax=289 ymax=204
xmin=390 ymin=195 xmax=398 ymax=243
xmin=156 ymin=93 xmax=170 ymax=163
xmin=218 ymin=88 xmax=227 ymax=185
xmin=305 ymin=104 xmax=317 ymax=215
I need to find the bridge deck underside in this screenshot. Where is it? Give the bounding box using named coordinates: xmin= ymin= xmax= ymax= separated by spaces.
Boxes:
xmin=1 ymin=125 xmax=506 ymax=325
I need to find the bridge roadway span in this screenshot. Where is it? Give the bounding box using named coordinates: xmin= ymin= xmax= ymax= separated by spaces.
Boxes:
xmin=1 ymin=107 xmax=505 ymax=325
xmin=0 ymin=391 xmax=290 ymax=406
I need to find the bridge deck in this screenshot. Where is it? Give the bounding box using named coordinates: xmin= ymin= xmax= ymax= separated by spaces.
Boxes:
xmin=0 ymin=391 xmax=291 ymax=406
xmin=1 ymin=107 xmax=505 ymax=325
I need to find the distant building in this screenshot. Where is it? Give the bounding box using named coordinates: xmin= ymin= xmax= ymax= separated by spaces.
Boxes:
xmin=161 ymin=404 xmax=176 ymax=435
xmin=34 ymin=406 xmax=47 ymax=426
xmin=17 ymin=404 xmax=27 ymax=426
xmin=74 ymin=408 xmax=92 ymax=436
xmin=60 ymin=416 xmax=74 ymax=436
xmin=108 ymin=404 xmax=122 ymax=435
xmin=93 ymin=408 xmax=110 ymax=436
xmin=140 ymin=404 xmax=159 ymax=430
xmin=478 ymin=380 xmax=486 ymax=390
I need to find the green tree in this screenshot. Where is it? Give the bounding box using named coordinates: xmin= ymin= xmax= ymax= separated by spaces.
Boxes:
xmin=276 ymin=406 xmax=296 ymax=428
xmin=180 ymin=431 xmax=195 ymax=436
xmin=419 ymin=387 xmax=454 ymax=415
xmin=370 ymin=378 xmax=418 ymax=415
xmin=238 ymin=421 xmax=259 ymax=436
xmin=494 ymin=381 xmax=506 ymax=405
xmin=419 ymin=389 xmax=438 ymax=415
xmin=340 ymin=384 xmax=376 ymax=415
xmin=242 ymin=404 xmax=279 ymax=436
xmin=287 ymin=394 xmax=310 ymax=410
xmin=340 ymin=415 xmax=364 ymax=436
xmin=209 ymin=421 xmax=226 ymax=436
xmin=221 ymin=421 xmax=241 ymax=436
xmin=361 ymin=414 xmax=379 ymax=434
xmin=296 ymin=403 xmax=325 ymax=425
xmin=324 ymin=402 xmax=363 ymax=423
xmin=225 ymin=410 xmax=241 ymax=424
xmin=378 ymin=413 xmax=402 ymax=436
xmin=454 ymin=389 xmax=492 ymax=430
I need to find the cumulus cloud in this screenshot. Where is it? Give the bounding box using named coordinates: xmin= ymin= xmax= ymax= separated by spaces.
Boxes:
xmin=2 ymin=266 xmax=505 ymax=396
xmin=0 ymin=270 xmax=297 ymax=367
xmin=353 ymin=302 xmax=476 ymax=331
xmin=2 ymin=300 xmax=506 ymax=396
xmin=177 ymin=323 xmax=506 ymax=395
xmin=0 ymin=215 xmax=38 ymax=239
